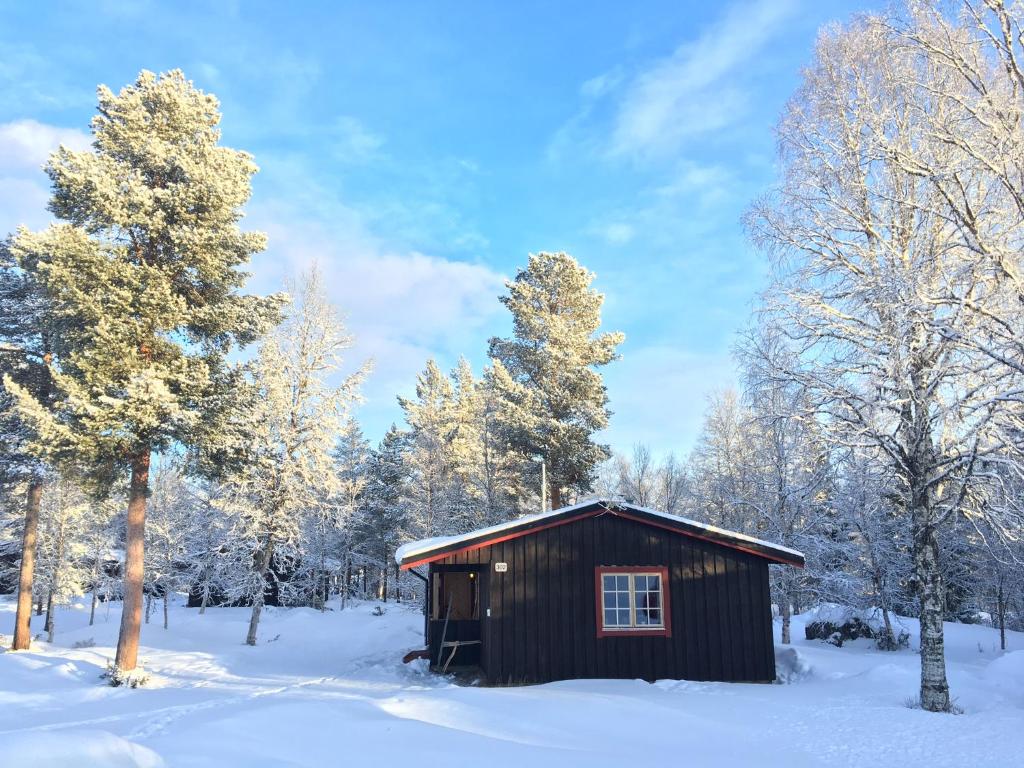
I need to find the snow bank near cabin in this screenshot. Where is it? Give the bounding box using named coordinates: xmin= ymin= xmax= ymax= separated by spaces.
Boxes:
xmin=4 ymin=731 xmax=164 ymax=768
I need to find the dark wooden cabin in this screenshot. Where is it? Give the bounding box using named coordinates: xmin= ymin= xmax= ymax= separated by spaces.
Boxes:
xmin=396 ymin=499 xmax=804 ymax=685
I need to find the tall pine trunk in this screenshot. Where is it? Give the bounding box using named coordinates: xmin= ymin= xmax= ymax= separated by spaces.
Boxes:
xmin=90 ymin=587 xmax=98 ymax=626
xmin=114 ymin=449 xmax=151 ymax=673
xmin=913 ymin=514 xmax=951 ymax=712
xmin=12 ymin=479 xmax=43 ymax=650
xmin=163 ymin=591 xmax=169 ymax=630
xmin=246 ymin=537 xmax=275 ymax=646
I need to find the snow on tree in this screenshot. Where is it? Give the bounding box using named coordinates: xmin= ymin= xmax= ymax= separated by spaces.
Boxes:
xmin=144 ymin=461 xmax=198 ymax=629
xmin=218 ymin=266 xmax=367 ymax=645
xmin=0 ymin=241 xmax=58 ymax=651
xmin=488 ymin=252 xmax=624 ymax=509
xmin=4 ymin=70 xmax=281 ymax=680
xmin=33 ymin=475 xmax=94 ymax=643
xmin=746 ymin=14 xmax=1021 ymax=710
xmin=351 ymin=425 xmax=410 ymax=601
xmin=399 ymin=359 xmax=458 ymax=538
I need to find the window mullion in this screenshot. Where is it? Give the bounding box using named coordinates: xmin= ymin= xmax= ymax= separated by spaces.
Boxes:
xmin=628 ymin=574 xmax=637 ymax=628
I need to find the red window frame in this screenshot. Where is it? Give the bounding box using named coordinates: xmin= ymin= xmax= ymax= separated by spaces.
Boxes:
xmin=594 ymin=566 xmax=672 ymax=638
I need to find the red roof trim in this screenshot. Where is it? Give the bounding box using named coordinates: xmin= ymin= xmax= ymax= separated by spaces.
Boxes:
xmin=610 ymin=510 xmax=805 ymax=568
xmin=398 ymin=503 xmax=804 ymax=570
xmin=398 ymin=509 xmax=603 ymax=570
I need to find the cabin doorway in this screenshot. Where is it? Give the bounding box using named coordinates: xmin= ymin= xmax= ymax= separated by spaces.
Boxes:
xmin=428 ymin=565 xmax=484 ymax=672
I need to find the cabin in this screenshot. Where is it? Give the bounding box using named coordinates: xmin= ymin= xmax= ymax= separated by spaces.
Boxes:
xmin=396 ymin=498 xmax=804 ymax=685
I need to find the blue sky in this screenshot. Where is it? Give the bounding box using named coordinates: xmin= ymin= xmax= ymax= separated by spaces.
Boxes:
xmin=0 ymin=0 xmax=868 ymax=456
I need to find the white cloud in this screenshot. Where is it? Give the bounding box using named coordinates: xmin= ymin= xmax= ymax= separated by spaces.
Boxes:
xmin=246 ymin=192 xmax=506 ymax=437
xmin=610 ymin=0 xmax=796 ymax=158
xmin=332 ymin=116 xmax=385 ymax=164
xmin=0 ymin=120 xmax=92 ymax=234
xmin=593 ymin=222 xmax=635 ymax=246
xmin=549 ymin=0 xmax=797 ymax=163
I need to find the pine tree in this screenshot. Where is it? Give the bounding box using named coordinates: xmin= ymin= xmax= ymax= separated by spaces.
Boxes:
xmin=5 ymin=70 xmax=281 ymax=678
xmin=488 ymin=252 xmax=623 ymax=509
xmin=1 ymin=229 xmax=57 ymax=651
xmin=353 ymin=426 xmax=409 ymax=600
xmin=399 ymin=360 xmax=457 ymax=538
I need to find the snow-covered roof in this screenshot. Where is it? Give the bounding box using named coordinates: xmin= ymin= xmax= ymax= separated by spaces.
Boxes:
xmin=396 ymin=498 xmax=805 ymax=568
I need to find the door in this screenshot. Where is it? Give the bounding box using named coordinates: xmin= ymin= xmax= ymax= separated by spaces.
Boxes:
xmin=428 ymin=565 xmax=485 ymax=669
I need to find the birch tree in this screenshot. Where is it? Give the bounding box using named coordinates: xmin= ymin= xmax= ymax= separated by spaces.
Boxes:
xmin=4 ymin=70 xmax=280 ymax=680
xmin=747 ymin=16 xmax=1015 ymax=710
xmin=223 ymin=267 xmax=366 ymax=645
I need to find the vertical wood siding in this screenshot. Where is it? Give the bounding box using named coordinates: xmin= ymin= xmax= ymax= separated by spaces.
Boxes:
xmin=431 ymin=511 xmax=776 ymax=685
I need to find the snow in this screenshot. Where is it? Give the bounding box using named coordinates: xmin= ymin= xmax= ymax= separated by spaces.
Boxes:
xmin=1 ymin=596 xmax=1022 ymax=767
xmin=396 ymin=498 xmax=804 ymax=564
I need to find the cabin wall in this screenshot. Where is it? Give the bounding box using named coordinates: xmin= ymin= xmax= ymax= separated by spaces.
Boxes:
xmin=434 ymin=512 xmax=776 ymax=685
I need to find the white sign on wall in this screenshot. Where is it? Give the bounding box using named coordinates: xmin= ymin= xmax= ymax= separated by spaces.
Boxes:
xmin=494 ymin=562 xmax=508 ymax=572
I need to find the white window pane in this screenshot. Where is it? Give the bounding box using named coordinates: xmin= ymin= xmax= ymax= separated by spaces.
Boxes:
xmin=649 ymin=574 xmax=661 ymax=591
xmin=647 ymin=608 xmax=662 ymax=626
xmin=615 ymin=575 xmax=629 ymax=590
xmin=603 ymin=592 xmax=616 ymax=609
xmin=647 ymin=592 xmax=660 ymax=609
xmin=603 ymin=574 xmax=616 ymax=591
xmin=635 ymin=575 xmax=647 ymax=591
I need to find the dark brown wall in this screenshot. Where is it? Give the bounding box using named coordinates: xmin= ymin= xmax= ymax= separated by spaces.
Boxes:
xmin=431 ymin=511 xmax=776 ymax=685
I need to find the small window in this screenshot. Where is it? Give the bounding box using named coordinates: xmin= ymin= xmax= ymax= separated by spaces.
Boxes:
xmin=595 ymin=567 xmax=671 ymax=637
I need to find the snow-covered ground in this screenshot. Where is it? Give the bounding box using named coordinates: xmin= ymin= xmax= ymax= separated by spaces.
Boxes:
xmin=0 ymin=596 xmax=1021 ymax=767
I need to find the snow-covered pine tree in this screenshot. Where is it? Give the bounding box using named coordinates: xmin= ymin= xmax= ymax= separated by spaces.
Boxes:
xmin=352 ymin=426 xmax=409 ymax=601
xmin=4 ymin=70 xmax=281 ymax=679
xmin=399 ymin=360 xmax=458 ymax=538
xmin=220 ymin=266 xmax=366 ymax=644
xmin=488 ymin=252 xmax=624 ymax=509
xmin=0 ymin=241 xmax=57 ymax=650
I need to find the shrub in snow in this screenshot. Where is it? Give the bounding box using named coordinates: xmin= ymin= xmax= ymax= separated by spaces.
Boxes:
xmin=804 ymin=604 xmax=909 ymax=650
xmin=103 ymin=661 xmax=149 ymax=688
xmin=73 ymin=638 xmax=96 ymax=649
xmin=372 ymin=605 xmax=386 ymax=616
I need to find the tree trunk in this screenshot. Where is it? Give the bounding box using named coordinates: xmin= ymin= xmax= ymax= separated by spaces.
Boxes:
xmin=914 ymin=519 xmax=951 ymax=712
xmin=44 ymin=587 xmax=55 ymax=643
xmin=199 ymin=585 xmax=209 ymax=615
xmin=246 ymin=538 xmax=275 ymax=646
xmin=12 ymin=480 xmax=43 ymax=650
xmin=114 ymin=449 xmax=151 ymax=673
xmin=145 ymin=592 xmax=152 ymax=624
xmin=163 ymin=590 xmax=169 ymax=630
xmin=550 ymin=484 xmax=562 ymax=511
xmin=997 ymin=582 xmax=1006 ymax=652
xmin=781 ymin=597 xmax=791 ymax=645
xmin=395 ymin=562 xmax=401 ymax=603
xmin=90 ymin=587 xmax=98 ymax=627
